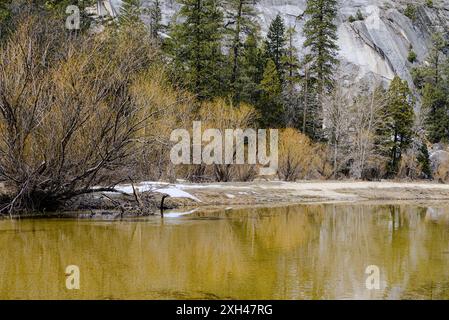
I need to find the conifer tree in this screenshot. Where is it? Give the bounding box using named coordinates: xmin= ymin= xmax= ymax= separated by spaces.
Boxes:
xmin=260 ymin=59 xmax=283 ymax=127
xmin=382 ymin=76 xmax=415 ymax=176
xmin=240 ymin=32 xmax=265 ymax=105
xmin=418 ymin=143 xmax=432 ymax=179
xmin=281 ymin=27 xmax=302 ymax=127
xmin=302 ymin=0 xmax=339 ymax=140
xmin=224 ymin=0 xmax=260 ymax=103
xmin=168 ymin=0 xmax=225 ymax=100
xmin=119 ymin=0 xmax=143 ymax=27
xmin=303 ymin=0 xmax=339 ymax=94
xmin=422 ymin=84 xmax=449 ymax=143
xmin=265 ymin=14 xmax=287 ymax=76
xmin=412 ymin=32 xmax=449 ymax=143
xmin=0 ymin=0 xmax=12 ymax=39
xmin=0 ymin=0 xmax=11 ymax=24
xmin=148 ymin=0 xmax=163 ymax=39
xmin=283 ymin=27 xmax=301 ymax=89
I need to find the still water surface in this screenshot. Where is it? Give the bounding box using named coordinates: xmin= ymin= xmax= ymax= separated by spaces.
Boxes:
xmin=0 ymin=203 xmax=449 ymax=299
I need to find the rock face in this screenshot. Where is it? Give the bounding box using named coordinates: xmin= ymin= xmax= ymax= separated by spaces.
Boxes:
xmin=110 ymin=0 xmax=448 ymax=88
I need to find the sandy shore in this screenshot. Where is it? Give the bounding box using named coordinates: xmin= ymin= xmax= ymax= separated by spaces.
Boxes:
xmin=166 ymin=180 xmax=449 ymax=206
xmin=4 ymin=180 xmax=449 ymax=218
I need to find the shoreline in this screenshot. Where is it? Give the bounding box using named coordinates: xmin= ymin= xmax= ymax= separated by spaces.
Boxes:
xmin=169 ymin=180 xmax=449 ymax=206
xmin=4 ymin=180 xmax=449 ymax=219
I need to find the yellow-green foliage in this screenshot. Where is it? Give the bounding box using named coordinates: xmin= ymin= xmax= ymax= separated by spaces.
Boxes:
xmin=278 ymin=128 xmax=332 ymax=181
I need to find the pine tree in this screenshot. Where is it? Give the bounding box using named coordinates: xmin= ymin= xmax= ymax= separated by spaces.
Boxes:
xmin=412 ymin=32 xmax=449 ymax=143
xmin=422 ymin=83 xmax=449 ymax=143
xmin=302 ymin=0 xmax=339 ymax=140
xmin=224 ymin=0 xmax=260 ymax=103
xmin=283 ymin=27 xmax=301 ymax=89
xmin=383 ymin=76 xmax=415 ymax=176
xmin=418 ymin=143 xmax=432 ymax=179
xmin=239 ymin=32 xmax=265 ymax=105
xmin=303 ymin=0 xmax=339 ymax=94
xmin=281 ymin=27 xmax=301 ymax=127
xmin=428 ymin=33 xmax=446 ymax=85
xmin=261 ymin=60 xmax=281 ymax=97
xmin=119 ymin=0 xmax=143 ymax=27
xmin=265 ymin=14 xmax=287 ymax=76
xmin=168 ymin=0 xmax=225 ymax=100
xmin=259 ymin=59 xmax=283 ymax=127
xmin=0 ymin=0 xmax=12 ymax=39
xmin=148 ymin=0 xmax=163 ymax=40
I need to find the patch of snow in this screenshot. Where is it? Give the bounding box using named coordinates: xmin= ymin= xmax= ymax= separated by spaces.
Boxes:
xmin=114 ymin=182 xmax=201 ymax=202
xmin=155 ymin=187 xmax=201 ymax=202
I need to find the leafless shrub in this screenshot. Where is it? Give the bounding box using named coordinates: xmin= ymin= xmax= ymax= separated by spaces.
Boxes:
xmin=322 ymin=85 xmax=352 ymax=178
xmin=349 ymin=86 xmax=389 ymax=179
xmin=0 ymin=12 xmax=160 ymax=213
xmin=278 ymin=128 xmax=330 ymax=181
xmin=176 ymin=99 xmax=258 ymax=182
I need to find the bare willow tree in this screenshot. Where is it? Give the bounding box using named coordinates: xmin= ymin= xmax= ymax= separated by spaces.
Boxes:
xmin=197 ymin=99 xmax=258 ymax=182
xmin=322 ymin=85 xmax=351 ymax=178
xmin=349 ymin=86 xmax=388 ymax=179
xmin=278 ymin=128 xmax=322 ymax=181
xmin=0 ymin=11 xmax=159 ymax=213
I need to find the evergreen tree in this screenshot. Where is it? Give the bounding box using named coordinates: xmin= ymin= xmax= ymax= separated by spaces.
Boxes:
xmin=239 ymin=32 xmax=265 ymax=105
xmin=299 ymin=64 xmax=320 ymax=138
xmin=422 ymin=83 xmax=449 ymax=143
xmin=168 ymin=0 xmax=225 ymax=100
xmin=261 ymin=60 xmax=281 ymax=97
xmin=283 ymin=27 xmax=301 ymax=89
xmin=148 ymin=0 xmax=163 ymax=40
xmin=382 ymin=76 xmax=415 ymax=176
xmin=428 ymin=33 xmax=446 ymax=85
xmin=412 ymin=32 xmax=449 ymax=143
xmin=0 ymin=0 xmax=12 ymax=39
xmin=418 ymin=143 xmax=432 ymax=179
xmin=260 ymin=59 xmax=283 ymax=127
xmin=281 ymin=27 xmax=302 ymax=127
xmin=119 ymin=0 xmax=143 ymax=27
xmin=303 ymin=0 xmax=339 ymax=95
xmin=302 ymin=0 xmax=339 ymax=140
xmin=265 ymin=14 xmax=286 ymax=76
xmin=224 ymin=0 xmax=260 ymax=103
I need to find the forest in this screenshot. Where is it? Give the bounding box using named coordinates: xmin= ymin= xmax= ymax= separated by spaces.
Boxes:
xmin=0 ymin=0 xmax=449 ymax=213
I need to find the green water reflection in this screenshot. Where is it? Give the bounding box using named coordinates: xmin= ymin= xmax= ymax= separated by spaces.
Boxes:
xmin=0 ymin=203 xmax=448 ymax=299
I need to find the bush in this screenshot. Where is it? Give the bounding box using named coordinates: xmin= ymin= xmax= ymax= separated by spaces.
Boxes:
xmin=0 ymin=11 xmax=160 ymax=213
xmin=398 ymin=151 xmax=421 ymax=180
xmin=404 ymin=4 xmax=417 ymax=21
xmin=278 ymin=129 xmax=330 ymax=181
xmin=130 ymin=67 xmax=195 ymax=182
xmin=176 ymin=99 xmax=259 ymax=182
xmin=408 ymin=49 xmax=417 ymax=63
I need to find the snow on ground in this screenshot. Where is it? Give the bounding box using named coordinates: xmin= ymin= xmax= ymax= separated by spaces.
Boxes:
xmin=173 ymin=180 xmax=449 ymax=192
xmin=114 ymin=180 xmax=449 ymax=203
xmin=114 ymin=182 xmax=201 ymax=202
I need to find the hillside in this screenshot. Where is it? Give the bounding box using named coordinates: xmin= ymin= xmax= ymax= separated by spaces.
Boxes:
xmin=106 ymin=0 xmax=449 ymax=88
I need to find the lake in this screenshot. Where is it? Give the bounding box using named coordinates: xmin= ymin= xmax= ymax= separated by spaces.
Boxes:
xmin=1 ymin=203 xmax=448 ymax=299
